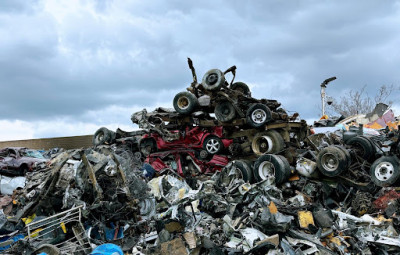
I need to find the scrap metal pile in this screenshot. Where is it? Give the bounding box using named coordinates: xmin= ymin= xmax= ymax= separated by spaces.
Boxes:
xmin=1 ymin=59 xmax=400 ymax=254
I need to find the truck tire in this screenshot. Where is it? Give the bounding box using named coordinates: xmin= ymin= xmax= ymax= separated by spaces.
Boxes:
xmin=251 ymin=130 xmax=285 ymax=155
xmin=93 ymin=127 xmax=111 ymax=146
xmin=253 ymin=154 xmax=290 ymax=184
xmin=215 ymin=101 xmax=236 ymax=122
xmin=317 ymin=146 xmax=349 ymax=177
xmin=347 ymin=136 xmax=375 ymax=161
xmin=370 ymin=156 xmax=400 ymax=187
xmin=173 ymin=92 xmax=198 ymax=114
xmin=202 ymin=69 xmax=225 ymax=91
xmin=234 ymin=160 xmax=254 ymax=183
xmin=246 ymin=103 xmax=272 ymax=128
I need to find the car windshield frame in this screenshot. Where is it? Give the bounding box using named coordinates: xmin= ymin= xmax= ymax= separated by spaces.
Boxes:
xmin=21 ymin=149 xmax=45 ymax=159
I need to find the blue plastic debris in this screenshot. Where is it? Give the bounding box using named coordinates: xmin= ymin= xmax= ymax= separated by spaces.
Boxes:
xmin=90 ymin=243 xmax=123 ymax=255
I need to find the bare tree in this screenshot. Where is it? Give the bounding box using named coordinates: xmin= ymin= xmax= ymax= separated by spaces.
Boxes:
xmin=330 ymin=84 xmax=396 ymax=117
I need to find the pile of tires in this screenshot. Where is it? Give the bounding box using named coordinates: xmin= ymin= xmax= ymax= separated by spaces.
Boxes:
xmin=173 ymin=68 xmax=274 ymax=128
xmin=219 ymin=154 xmax=292 ymax=186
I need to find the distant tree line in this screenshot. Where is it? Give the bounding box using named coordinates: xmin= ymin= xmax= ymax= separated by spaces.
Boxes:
xmin=330 ymin=84 xmax=398 ymax=117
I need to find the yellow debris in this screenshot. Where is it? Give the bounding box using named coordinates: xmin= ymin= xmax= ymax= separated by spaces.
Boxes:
xmin=22 ymin=214 xmax=36 ymax=225
xmin=60 ymin=222 xmax=67 ymax=233
xmin=298 ymin=211 xmax=314 ymax=229
xmin=268 ymin=201 xmax=278 ymax=214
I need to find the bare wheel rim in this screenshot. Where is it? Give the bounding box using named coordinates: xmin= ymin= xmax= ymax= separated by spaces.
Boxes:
xmin=258 ymin=161 xmax=275 ymax=180
xmin=375 ymin=162 xmax=395 ymax=181
xmin=321 ymin=153 xmax=339 ymax=172
xmin=254 ymin=136 xmax=273 ymax=154
xmin=206 ymin=138 xmax=220 ymax=154
xmin=177 ymin=96 xmax=190 ymax=109
xmin=251 ymin=109 xmax=267 ymax=124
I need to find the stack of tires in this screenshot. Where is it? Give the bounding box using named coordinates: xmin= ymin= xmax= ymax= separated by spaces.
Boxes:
xmin=173 ymin=69 xmax=273 ymax=129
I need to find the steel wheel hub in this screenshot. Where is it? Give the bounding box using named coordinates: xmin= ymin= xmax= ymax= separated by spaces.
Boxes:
xmin=258 ymin=161 xmax=275 ymax=180
xmin=321 ymin=153 xmax=339 ymax=172
xmin=375 ymin=162 xmax=394 ymax=181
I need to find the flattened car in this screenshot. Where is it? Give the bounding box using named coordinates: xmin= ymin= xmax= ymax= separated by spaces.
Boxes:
xmin=0 ymin=147 xmax=48 ymax=176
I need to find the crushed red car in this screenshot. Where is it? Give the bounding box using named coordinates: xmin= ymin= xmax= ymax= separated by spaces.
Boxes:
xmin=139 ymin=126 xmax=233 ymax=156
xmin=145 ymin=149 xmax=229 ymax=177
xmin=0 ymin=147 xmax=48 ymax=176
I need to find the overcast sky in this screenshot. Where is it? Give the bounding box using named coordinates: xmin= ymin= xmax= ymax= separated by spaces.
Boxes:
xmin=1 ymin=0 xmax=400 ymax=141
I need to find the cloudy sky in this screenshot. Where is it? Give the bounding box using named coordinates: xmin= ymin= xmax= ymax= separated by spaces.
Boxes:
xmin=1 ymin=0 xmax=400 ymax=141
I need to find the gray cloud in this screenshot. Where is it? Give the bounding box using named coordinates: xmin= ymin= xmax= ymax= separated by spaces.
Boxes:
xmin=0 ymin=0 xmax=399 ymax=139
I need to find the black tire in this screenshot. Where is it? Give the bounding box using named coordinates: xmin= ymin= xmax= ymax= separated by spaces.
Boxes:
xmin=275 ymin=155 xmax=292 ymax=180
xmin=234 ymin=160 xmax=254 ymax=183
xmin=139 ymin=138 xmax=157 ymax=157
xmin=370 ymin=156 xmax=400 ymax=187
xmin=214 ymin=101 xmax=236 ymax=122
xmin=231 ymin=82 xmax=250 ymax=96
xmin=347 ymin=136 xmax=375 ymax=161
xmin=203 ymin=136 xmax=223 ymax=155
xmin=93 ymin=127 xmax=111 ymax=146
xmin=251 ymin=130 xmax=285 ymax=155
xmin=246 ymin=103 xmax=272 ymax=128
xmin=219 ymin=161 xmax=248 ymax=186
xmin=19 ymin=165 xmax=29 ymax=176
xmin=173 ymin=92 xmax=198 ymax=115
xmin=253 ymin=154 xmax=290 ymax=184
xmin=202 ymin=69 xmax=225 ymax=91
xmin=317 ymin=146 xmax=349 ymax=177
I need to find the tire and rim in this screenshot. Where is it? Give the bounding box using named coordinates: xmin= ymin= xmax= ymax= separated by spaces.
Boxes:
xmin=370 ymin=156 xmax=400 ymax=187
xmin=173 ymin=92 xmax=198 ymax=114
xmin=333 ymin=145 xmax=351 ymax=168
xmin=234 ymin=160 xmax=254 ymax=183
xmin=93 ymin=127 xmax=111 ymax=146
xmin=251 ymin=130 xmax=285 ymax=155
xmin=202 ymin=69 xmax=225 ymax=91
xmin=253 ymin=154 xmax=291 ymax=184
xmin=203 ymin=136 xmax=223 ymax=155
xmin=139 ymin=139 xmax=157 ymax=157
xmin=317 ymin=146 xmax=349 ymax=177
xmin=246 ymin=103 xmax=272 ymax=128
xmin=231 ymin=82 xmax=250 ymax=96
xmin=347 ymin=136 xmax=375 ymax=161
xmin=220 ymin=160 xmax=254 ymax=185
xmin=215 ymin=101 xmax=236 ymax=122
